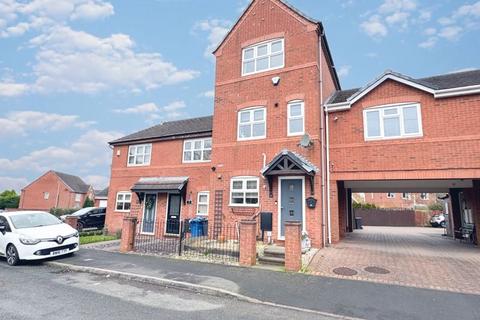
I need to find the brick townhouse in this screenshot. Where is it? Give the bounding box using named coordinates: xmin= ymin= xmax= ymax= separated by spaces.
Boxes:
xmin=354 ymin=192 xmax=438 ymax=209
xmin=19 ymin=170 xmax=94 ymax=211
xmin=106 ymin=0 xmax=480 ymax=247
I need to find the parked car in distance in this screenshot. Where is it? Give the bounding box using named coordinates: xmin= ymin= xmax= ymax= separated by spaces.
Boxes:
xmin=0 ymin=211 xmax=79 ymax=266
xmin=60 ymin=207 xmax=106 ymax=231
xmin=430 ymin=214 xmax=446 ymax=228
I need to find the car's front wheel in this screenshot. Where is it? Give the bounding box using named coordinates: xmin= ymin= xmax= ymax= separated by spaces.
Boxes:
xmin=6 ymin=244 xmax=20 ymax=266
xmin=440 ymin=221 xmax=446 ymax=228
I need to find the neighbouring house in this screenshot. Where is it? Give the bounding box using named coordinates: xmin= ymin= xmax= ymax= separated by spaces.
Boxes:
xmin=354 ymin=192 xmax=439 ymax=210
xmin=19 ymin=171 xmax=94 ymax=211
xmin=94 ymin=187 xmax=109 ymax=208
xmin=105 ymin=0 xmax=480 ymax=247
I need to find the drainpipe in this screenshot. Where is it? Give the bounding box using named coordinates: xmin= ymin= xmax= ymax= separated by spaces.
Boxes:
xmin=319 ymin=29 xmax=331 ymax=246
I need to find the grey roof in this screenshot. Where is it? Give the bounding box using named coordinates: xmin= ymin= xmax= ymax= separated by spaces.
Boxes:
xmin=110 ymin=116 xmax=213 ymax=145
xmin=261 ymin=149 xmax=318 ymax=175
xmin=131 ymin=177 xmax=189 ymax=192
xmin=327 ymin=69 xmax=480 ymax=104
xmin=94 ymin=187 xmax=108 ymax=198
xmin=54 ymin=171 xmax=90 ymax=193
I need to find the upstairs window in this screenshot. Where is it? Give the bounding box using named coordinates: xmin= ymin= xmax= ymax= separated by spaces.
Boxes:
xmin=238 ymin=107 xmax=266 ymax=140
xmin=44 ymin=192 xmax=49 ymax=200
xmin=386 ymin=193 xmax=395 ymax=198
xmin=242 ymin=39 xmax=284 ymax=76
xmin=75 ymin=193 xmax=81 ymax=202
xmin=364 ymin=103 xmax=422 ymax=141
xmin=287 ymin=100 xmax=305 ymax=136
xmin=230 ymin=177 xmax=259 ymax=207
xmin=420 ymin=193 xmax=429 ymax=200
xmin=402 ymin=193 xmax=411 ymax=200
xmin=128 ymin=144 xmax=152 ymax=166
xmin=183 ymin=138 xmax=212 ymax=163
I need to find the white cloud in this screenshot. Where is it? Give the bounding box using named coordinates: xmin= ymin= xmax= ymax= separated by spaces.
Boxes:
xmin=379 ymin=0 xmax=416 ymax=14
xmin=361 ymin=15 xmax=388 ymax=38
xmin=385 ymin=11 xmax=410 ymax=27
xmin=0 ymin=176 xmax=29 ymax=192
xmin=448 ymin=67 xmax=477 ymax=74
xmin=0 ymin=82 xmax=29 ymax=96
xmin=438 ymin=26 xmax=462 ymax=40
xmin=84 ymin=175 xmax=109 ymax=189
xmin=337 ymin=65 xmax=351 ymax=78
xmin=0 ymin=0 xmax=114 ymax=38
xmin=454 ymin=2 xmax=480 ymax=19
xmin=201 ymin=90 xmax=215 ymax=98
xmin=423 ymin=27 xmax=436 ymax=36
xmin=27 ymin=26 xmax=199 ymax=94
xmin=194 ymin=19 xmax=231 ymax=59
xmin=0 ymin=110 xmax=95 ymax=137
xmin=418 ymin=37 xmax=437 ymax=48
xmin=115 ymin=100 xmax=188 ymax=122
xmin=0 ymin=129 xmax=122 ymax=173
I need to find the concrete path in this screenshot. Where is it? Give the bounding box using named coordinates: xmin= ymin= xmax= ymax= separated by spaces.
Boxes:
xmin=309 ymin=227 xmax=480 ymax=294
xmin=44 ymin=248 xmax=480 ymax=320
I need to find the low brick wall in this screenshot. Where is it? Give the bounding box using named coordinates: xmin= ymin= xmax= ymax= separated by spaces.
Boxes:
xmin=355 ymin=209 xmax=434 ymax=227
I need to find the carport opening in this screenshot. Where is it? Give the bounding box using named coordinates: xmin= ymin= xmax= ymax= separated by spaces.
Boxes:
xmin=340 ymin=179 xmax=478 ymax=247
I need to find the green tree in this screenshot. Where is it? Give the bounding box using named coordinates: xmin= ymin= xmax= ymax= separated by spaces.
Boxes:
xmin=0 ymin=190 xmax=20 ymax=209
xmin=83 ymin=197 xmax=94 ymax=208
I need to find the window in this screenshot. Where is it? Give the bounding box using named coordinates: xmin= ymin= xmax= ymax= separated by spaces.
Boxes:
xmin=238 ymin=107 xmax=266 ymax=140
xmin=183 ymin=138 xmax=212 ymax=163
xmin=44 ymin=192 xmax=49 ymax=200
xmin=420 ymin=193 xmax=429 ymax=200
xmin=230 ymin=177 xmax=260 ymax=207
xmin=242 ymin=38 xmax=284 ymax=76
xmin=116 ymin=192 xmax=131 ymax=212
xmin=386 ymin=193 xmax=395 ymax=198
xmin=364 ymin=103 xmax=422 ymax=140
xmin=127 ymin=144 xmax=152 ymax=166
xmin=75 ymin=193 xmax=81 ymax=202
xmin=196 ymin=192 xmax=209 ymax=216
xmin=402 ymin=193 xmax=411 ymax=200
xmin=287 ymin=100 xmax=304 ymax=136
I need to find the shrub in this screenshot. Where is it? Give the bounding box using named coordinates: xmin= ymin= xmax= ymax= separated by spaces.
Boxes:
xmin=49 ymin=208 xmax=77 ymax=217
xmin=83 ymin=197 xmax=94 ymax=208
xmin=353 ymin=201 xmax=377 ymax=209
xmin=428 ymin=202 xmax=444 ymax=212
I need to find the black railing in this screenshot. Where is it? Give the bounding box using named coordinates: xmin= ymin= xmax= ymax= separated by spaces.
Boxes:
xmin=133 ymin=219 xmax=240 ymax=263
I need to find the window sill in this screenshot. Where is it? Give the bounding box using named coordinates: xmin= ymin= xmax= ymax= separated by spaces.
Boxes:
xmin=237 ymin=137 xmax=266 ymax=142
xmin=364 ymin=134 xmax=423 ymax=142
xmin=127 ymin=164 xmax=151 ymax=167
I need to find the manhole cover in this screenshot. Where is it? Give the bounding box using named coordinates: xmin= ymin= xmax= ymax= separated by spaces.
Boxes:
xmin=364 ymin=266 xmax=390 ymax=274
xmin=333 ymin=267 xmax=358 ymax=276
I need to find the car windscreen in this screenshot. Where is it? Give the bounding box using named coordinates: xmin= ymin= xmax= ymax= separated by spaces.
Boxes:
xmin=10 ymin=212 xmax=62 ymax=229
xmin=71 ymin=207 xmax=94 ymax=216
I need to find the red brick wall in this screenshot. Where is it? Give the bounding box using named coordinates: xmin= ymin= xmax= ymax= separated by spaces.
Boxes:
xmin=359 ymin=192 xmax=437 ymax=209
xmin=328 ymin=80 xmax=480 ymax=242
xmin=19 ymin=171 xmax=84 ymax=211
xmin=106 ymin=139 xmax=212 ymax=233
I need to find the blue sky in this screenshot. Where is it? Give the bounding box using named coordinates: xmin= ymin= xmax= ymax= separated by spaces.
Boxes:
xmin=0 ymin=0 xmax=479 ymax=192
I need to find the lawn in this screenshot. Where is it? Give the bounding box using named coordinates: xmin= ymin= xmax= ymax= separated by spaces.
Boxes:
xmin=80 ymin=234 xmax=118 ymax=245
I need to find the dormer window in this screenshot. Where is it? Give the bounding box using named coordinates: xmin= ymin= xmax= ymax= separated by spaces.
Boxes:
xmin=242 ymin=39 xmax=284 ymax=76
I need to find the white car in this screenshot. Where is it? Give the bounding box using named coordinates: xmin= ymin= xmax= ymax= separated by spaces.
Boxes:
xmin=0 ymin=211 xmax=79 ymax=266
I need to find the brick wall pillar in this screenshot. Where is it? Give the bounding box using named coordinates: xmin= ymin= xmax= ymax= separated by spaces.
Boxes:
xmin=120 ymin=216 xmax=138 ymax=253
xmin=239 ymin=220 xmax=257 ymax=266
xmin=65 ymin=216 xmax=78 ymax=230
xmin=285 ymin=221 xmax=302 ymax=272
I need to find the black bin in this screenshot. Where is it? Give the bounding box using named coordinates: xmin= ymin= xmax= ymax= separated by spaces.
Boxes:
xmin=355 ymin=217 xmax=363 ymax=230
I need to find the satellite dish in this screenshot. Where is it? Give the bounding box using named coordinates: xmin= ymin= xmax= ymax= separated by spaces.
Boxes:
xmin=299 ymin=134 xmax=313 ymax=148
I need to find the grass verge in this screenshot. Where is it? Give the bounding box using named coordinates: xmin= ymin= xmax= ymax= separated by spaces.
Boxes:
xmin=80 ymin=234 xmax=118 ymax=245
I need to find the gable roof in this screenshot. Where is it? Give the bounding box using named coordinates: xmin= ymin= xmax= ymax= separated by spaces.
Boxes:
xmin=53 ymin=171 xmax=91 ymax=193
xmin=325 ymin=69 xmax=480 ymax=111
xmin=213 ymin=0 xmax=341 ymax=90
xmin=94 ymin=187 xmax=108 ymax=198
xmin=110 ymin=116 xmax=213 ymax=145
xmin=261 ymin=149 xmax=319 ymax=176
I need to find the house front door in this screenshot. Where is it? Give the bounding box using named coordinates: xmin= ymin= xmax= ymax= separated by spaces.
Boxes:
xmin=166 ymin=194 xmax=181 ymax=234
xmin=279 ymin=178 xmax=303 ymax=238
xmin=142 ymin=193 xmax=157 ymax=234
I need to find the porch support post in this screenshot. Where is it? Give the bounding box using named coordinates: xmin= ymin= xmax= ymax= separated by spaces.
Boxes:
xmin=239 ymin=220 xmax=257 ymax=266
xmin=120 ymin=216 xmax=138 ymax=253
xmin=284 ymin=221 xmax=302 ymax=272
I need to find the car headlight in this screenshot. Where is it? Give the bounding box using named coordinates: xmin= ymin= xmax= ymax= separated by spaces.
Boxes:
xmin=19 ymin=236 xmax=41 ymax=245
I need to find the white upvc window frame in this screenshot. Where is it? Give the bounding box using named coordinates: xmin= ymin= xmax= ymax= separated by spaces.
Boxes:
xmin=242 ymin=38 xmax=285 ymax=76
xmin=287 ymin=100 xmax=305 ymax=136
xmin=74 ymin=193 xmax=81 ymax=202
xmin=229 ymin=176 xmax=260 ymax=207
xmin=363 ymin=102 xmax=423 ymax=141
xmin=402 ymin=193 xmax=411 ymax=200
xmin=127 ymin=144 xmax=152 ymax=167
xmin=115 ymin=192 xmax=132 ymax=212
xmin=237 ymin=107 xmax=266 ymax=141
xmin=183 ymin=138 xmax=212 ymax=163
xmin=386 ymin=193 xmax=395 ymax=198
xmin=44 ymin=192 xmax=50 ymax=200
xmin=196 ymin=191 xmax=210 ymax=216
xmin=420 ymin=193 xmax=429 ymax=200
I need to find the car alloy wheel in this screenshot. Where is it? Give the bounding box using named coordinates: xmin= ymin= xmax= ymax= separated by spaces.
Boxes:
xmin=6 ymin=244 xmax=19 ymax=266
xmin=440 ymin=221 xmax=446 ymax=228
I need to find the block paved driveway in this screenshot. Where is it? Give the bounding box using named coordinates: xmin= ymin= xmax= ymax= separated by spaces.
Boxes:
xmin=309 ymin=226 xmax=480 ymax=295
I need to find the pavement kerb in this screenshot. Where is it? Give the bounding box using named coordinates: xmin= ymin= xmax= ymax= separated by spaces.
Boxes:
xmin=46 ymin=261 xmax=365 ymax=320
